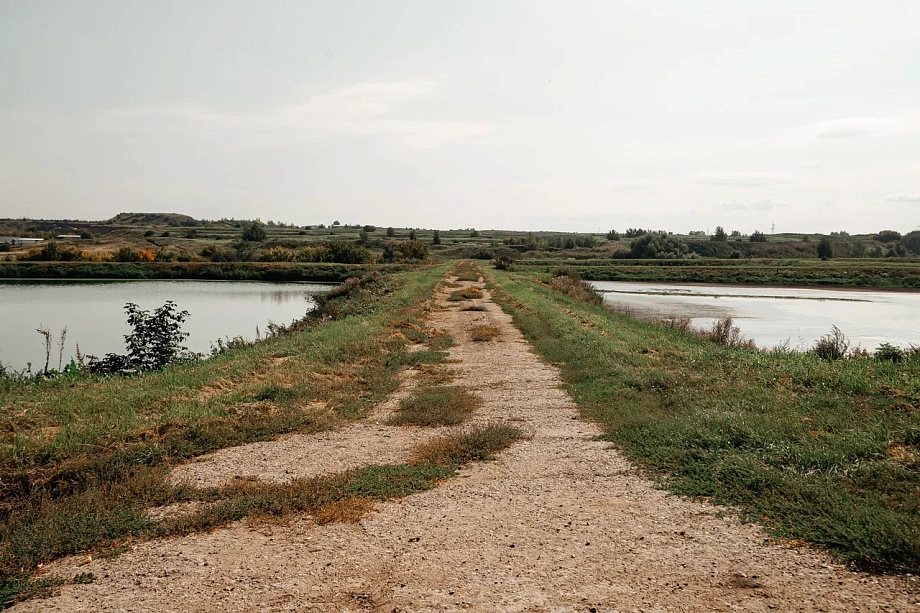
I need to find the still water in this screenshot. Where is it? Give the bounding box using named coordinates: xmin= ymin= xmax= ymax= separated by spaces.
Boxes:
xmin=0 ymin=280 xmax=332 ymax=372
xmin=592 ymin=281 xmax=920 ymax=351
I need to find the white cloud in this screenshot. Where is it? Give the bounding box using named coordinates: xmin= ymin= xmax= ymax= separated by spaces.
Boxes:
xmin=808 ymin=117 xmax=911 ymax=140
xmin=719 ymin=199 xmax=784 ymax=211
xmin=884 ymin=194 xmax=920 ymax=203
xmin=95 ymin=80 xmax=491 ymax=149
xmin=696 ymin=172 xmax=794 ymax=187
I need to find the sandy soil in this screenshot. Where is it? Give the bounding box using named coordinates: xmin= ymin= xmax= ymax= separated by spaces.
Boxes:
xmin=16 ymin=276 xmax=918 ymax=612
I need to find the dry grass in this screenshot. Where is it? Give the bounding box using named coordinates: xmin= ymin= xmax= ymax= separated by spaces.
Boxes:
xmin=387 ymin=385 xmax=482 ymax=427
xmin=314 ymin=497 xmax=375 ymax=524
xmin=447 ymin=288 xmax=484 ymax=302
xmin=461 ymin=305 xmax=487 ymax=312
xmin=412 ymin=423 xmax=525 ymax=466
xmin=551 ymin=275 xmax=602 ymax=304
xmin=470 ymin=325 xmax=500 ymax=342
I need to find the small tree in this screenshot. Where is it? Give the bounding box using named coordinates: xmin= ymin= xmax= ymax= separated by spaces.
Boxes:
xmin=470 ymin=229 xmax=479 ymax=238
xmin=816 ymin=237 xmax=833 ymax=259
xmin=750 ymin=230 xmax=767 ymax=243
xmin=241 ymin=220 xmax=266 ymax=242
xmin=332 ymin=220 xmax=340 ymax=226
xmin=409 ymin=229 xmax=417 ymax=240
xmin=386 ymin=227 xmax=396 ymax=237
xmin=432 ymin=230 xmax=441 ymax=245
xmin=358 ymin=228 xmax=369 ymax=245
xmin=711 ymin=226 xmax=728 ymax=242
xmin=606 ymin=229 xmax=620 ymax=240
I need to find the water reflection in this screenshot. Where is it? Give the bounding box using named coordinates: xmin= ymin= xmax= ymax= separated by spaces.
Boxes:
xmin=0 ymin=280 xmax=333 ymax=371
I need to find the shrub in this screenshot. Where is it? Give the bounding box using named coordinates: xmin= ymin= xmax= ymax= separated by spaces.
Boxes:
xmin=491 ymin=247 xmax=517 ymax=271
xmin=750 ymin=230 xmax=767 ymax=243
xmin=113 ymin=247 xmax=140 ymax=262
xmin=700 ymin=316 xmax=754 ymax=349
xmin=813 ymin=325 xmax=849 ymax=360
xmin=875 ymin=230 xmax=902 ymax=243
xmin=86 ymin=301 xmax=197 ymax=374
xmin=628 ymin=232 xmax=690 ymax=259
xmin=711 ymin=226 xmax=728 ymax=242
xmin=875 ymin=343 xmax=904 ymax=363
xmin=606 ymin=229 xmax=620 ymax=240
xmin=241 ymin=220 xmax=267 ymax=242
xmin=816 ymin=237 xmax=833 ymax=260
xmin=902 ymin=231 xmax=920 ymax=255
xmin=551 ymin=275 xmax=602 ymax=304
xmin=143 ymin=230 xmax=155 ymax=237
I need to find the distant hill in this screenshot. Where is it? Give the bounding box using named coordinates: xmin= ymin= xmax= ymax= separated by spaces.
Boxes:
xmin=107 ymin=213 xmax=199 ymax=226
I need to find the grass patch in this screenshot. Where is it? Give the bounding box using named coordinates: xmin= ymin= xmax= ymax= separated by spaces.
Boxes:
xmin=446 ymin=287 xmax=484 ymax=302
xmin=470 ymin=325 xmax=500 ymax=342
xmin=413 ymin=423 xmax=525 ymax=466
xmin=387 ymin=385 xmax=481 ymax=427
xmin=491 ymin=269 xmax=920 ymax=573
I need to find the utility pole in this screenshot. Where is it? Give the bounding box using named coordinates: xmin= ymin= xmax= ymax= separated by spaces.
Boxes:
xmin=771 ymin=221 xmax=776 ymax=234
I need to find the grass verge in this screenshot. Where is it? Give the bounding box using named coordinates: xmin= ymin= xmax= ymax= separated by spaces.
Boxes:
xmin=490 ymin=269 xmax=920 ymax=573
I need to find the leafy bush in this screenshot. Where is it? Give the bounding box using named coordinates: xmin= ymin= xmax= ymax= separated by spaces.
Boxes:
xmin=628 ymin=232 xmax=690 ymax=259
xmin=86 ymin=301 xmax=197 ymax=374
xmin=875 ymin=230 xmax=902 ymax=243
xmin=491 ymin=247 xmax=517 ymax=271
xmin=816 ymin=237 xmax=833 ymax=259
xmin=750 ymin=230 xmax=767 ymax=242
xmin=902 ymin=231 xmax=920 ymax=255
xmin=241 ymin=220 xmax=266 ymax=242
xmin=711 ymin=226 xmax=728 ymax=242
xmin=875 ymin=343 xmax=904 ymax=363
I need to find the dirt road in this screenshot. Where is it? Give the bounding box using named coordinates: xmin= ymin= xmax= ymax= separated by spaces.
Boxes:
xmin=16 ymin=277 xmax=918 ymax=612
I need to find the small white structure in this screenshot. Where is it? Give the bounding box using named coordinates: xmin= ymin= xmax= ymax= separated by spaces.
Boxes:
xmin=56 ymin=234 xmax=82 ymax=240
xmin=0 ymin=236 xmax=45 ymax=245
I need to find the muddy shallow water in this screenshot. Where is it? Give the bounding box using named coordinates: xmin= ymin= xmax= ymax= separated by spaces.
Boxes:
xmin=593 ymin=281 xmax=920 ymax=351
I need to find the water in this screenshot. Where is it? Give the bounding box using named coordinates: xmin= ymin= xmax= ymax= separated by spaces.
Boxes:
xmin=0 ymin=280 xmax=332 ymax=372
xmin=592 ymin=281 xmax=920 ymax=351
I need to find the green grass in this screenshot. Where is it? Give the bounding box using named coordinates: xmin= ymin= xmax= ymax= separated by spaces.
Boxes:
xmin=387 ymin=385 xmax=482 ymax=427
xmin=0 ymin=266 xmax=450 ymax=600
xmin=446 ymin=288 xmax=484 ymax=302
xmin=491 ymin=269 xmax=920 ymax=572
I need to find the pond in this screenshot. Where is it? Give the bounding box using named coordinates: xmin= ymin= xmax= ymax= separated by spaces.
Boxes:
xmin=0 ymin=280 xmax=333 ymax=372
xmin=592 ymin=281 xmax=920 ymax=351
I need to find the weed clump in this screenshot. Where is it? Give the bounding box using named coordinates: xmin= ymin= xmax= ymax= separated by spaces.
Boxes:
xmin=461 ymin=305 xmax=487 ymax=312
xmin=388 ymin=386 xmax=481 ymax=427
xmin=447 ymin=288 xmax=484 ymax=302
xmin=551 ymin=275 xmax=602 ymax=304
xmin=413 ymin=423 xmax=525 ymax=466
xmin=700 ymin=316 xmax=756 ymax=349
xmin=470 ymin=325 xmax=500 ymax=342
xmin=813 ymin=325 xmax=850 ymax=360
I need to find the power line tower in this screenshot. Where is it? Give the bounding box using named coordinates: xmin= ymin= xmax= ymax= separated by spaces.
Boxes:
xmin=771 ymin=221 xmax=776 ymax=234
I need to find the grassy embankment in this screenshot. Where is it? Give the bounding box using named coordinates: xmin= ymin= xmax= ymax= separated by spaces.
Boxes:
xmin=516 ymin=258 xmax=920 ymax=289
xmin=0 ymin=261 xmax=412 ymax=282
xmin=490 ymin=270 xmax=920 ymax=572
xmin=0 ymin=265 xmax=521 ymax=605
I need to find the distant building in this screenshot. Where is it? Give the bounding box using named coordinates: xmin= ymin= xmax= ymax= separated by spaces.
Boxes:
xmin=56 ymin=234 xmax=82 ymax=239
xmin=0 ymin=236 xmax=44 ymax=245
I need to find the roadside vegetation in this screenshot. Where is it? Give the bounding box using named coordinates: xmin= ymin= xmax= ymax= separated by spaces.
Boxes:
xmin=490 ymin=269 xmax=920 ymax=573
xmin=387 ymin=385 xmax=482 ymax=427
xmin=0 ymin=267 xmax=455 ymax=603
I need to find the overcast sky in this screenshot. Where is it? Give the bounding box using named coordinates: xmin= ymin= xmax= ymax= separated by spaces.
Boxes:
xmin=2 ymin=1 xmax=919 ymax=233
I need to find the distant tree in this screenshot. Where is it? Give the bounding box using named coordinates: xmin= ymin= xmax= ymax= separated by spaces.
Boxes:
xmin=160 ymin=231 xmax=171 ymax=238
xmin=875 ymin=230 xmax=902 ymax=243
xmin=409 ymin=229 xmax=417 ymax=240
xmin=432 ymin=230 xmax=441 ymax=245
xmin=386 ymin=227 xmax=396 ymax=237
xmin=902 ymin=231 xmax=920 ymax=255
xmin=469 ymin=229 xmax=479 ymax=238
xmin=241 ymin=220 xmax=266 ymax=242
xmin=79 ymin=231 xmax=93 ymax=239
xmin=184 ymin=229 xmax=197 ymax=239
xmin=606 ymin=229 xmax=620 ymax=240
xmin=625 ymin=228 xmax=646 ymax=238
xmin=358 ymin=228 xmax=369 ymax=245
xmin=628 ymin=232 xmax=691 ymax=259
xmin=749 ymin=230 xmax=767 ymax=243
xmin=363 ymin=225 xmax=376 ymax=233
xmin=144 ymin=230 xmax=155 ymax=237
xmin=711 ymin=226 xmax=728 ymax=242
xmin=332 ymin=220 xmax=340 ymax=226
xmin=730 ymin=230 xmax=741 ymax=237
xmin=816 ymin=237 xmax=833 ymax=259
